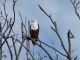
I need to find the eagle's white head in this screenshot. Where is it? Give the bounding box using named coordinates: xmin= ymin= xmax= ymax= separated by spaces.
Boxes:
xmin=31 ymin=20 xmax=38 ymax=30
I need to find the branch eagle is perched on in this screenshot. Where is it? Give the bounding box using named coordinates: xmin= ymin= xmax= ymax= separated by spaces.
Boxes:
xmin=30 ymin=20 xmax=39 ymax=45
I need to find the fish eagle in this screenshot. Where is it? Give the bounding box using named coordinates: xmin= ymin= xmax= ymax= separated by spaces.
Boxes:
xmin=30 ymin=20 xmax=39 ymax=45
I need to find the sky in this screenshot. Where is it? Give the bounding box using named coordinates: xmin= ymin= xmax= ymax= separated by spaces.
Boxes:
xmin=0 ymin=0 xmax=80 ymax=60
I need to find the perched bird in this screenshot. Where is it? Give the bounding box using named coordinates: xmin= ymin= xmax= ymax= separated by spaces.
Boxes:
xmin=30 ymin=20 xmax=39 ymax=45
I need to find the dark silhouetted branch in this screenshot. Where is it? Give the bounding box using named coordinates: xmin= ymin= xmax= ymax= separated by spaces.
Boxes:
xmin=38 ymin=4 xmax=69 ymax=58
xmin=70 ymin=0 xmax=80 ymax=20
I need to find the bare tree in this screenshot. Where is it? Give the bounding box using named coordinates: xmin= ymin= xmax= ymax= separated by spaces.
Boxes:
xmin=0 ymin=0 xmax=79 ymax=60
xmin=0 ymin=0 xmax=17 ymax=60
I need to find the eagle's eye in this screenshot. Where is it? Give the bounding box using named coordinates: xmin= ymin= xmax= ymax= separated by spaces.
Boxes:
xmin=31 ymin=20 xmax=37 ymax=24
xmin=31 ymin=20 xmax=35 ymax=23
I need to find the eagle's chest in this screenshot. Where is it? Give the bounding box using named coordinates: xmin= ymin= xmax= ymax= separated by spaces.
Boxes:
xmin=30 ymin=30 xmax=38 ymax=39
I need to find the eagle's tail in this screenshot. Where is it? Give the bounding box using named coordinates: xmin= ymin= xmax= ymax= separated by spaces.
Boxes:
xmin=32 ymin=41 xmax=36 ymax=45
xmin=32 ymin=38 xmax=38 ymax=45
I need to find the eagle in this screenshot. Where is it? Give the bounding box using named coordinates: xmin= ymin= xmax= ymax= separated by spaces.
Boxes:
xmin=30 ymin=20 xmax=39 ymax=45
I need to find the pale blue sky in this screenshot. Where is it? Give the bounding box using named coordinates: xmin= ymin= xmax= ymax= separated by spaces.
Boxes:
xmin=1 ymin=0 xmax=80 ymax=60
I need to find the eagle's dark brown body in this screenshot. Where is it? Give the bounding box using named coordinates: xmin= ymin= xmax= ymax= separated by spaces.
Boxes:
xmin=30 ymin=25 xmax=39 ymax=45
